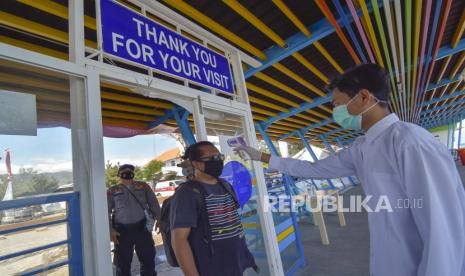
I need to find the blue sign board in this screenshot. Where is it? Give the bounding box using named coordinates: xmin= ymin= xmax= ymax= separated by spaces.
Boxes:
xmin=221 ymin=161 xmax=253 ymax=209
xmin=100 ymin=0 xmax=234 ymax=94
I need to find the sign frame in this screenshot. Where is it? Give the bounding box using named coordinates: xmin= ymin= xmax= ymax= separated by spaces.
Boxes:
xmin=99 ymin=0 xmax=235 ymax=95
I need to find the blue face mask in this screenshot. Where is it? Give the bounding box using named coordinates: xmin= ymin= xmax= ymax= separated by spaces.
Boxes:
xmin=332 ymin=94 xmax=383 ymax=130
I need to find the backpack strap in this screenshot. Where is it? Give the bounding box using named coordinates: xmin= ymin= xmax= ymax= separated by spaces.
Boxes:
xmin=180 ymin=181 xmax=214 ymax=256
xmin=218 ymin=179 xmax=240 ymax=209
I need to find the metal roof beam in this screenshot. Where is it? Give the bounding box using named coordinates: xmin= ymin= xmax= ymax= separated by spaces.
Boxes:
xmin=309 ymin=128 xmax=346 ymax=141
xmin=421 ymin=98 xmax=465 ymax=116
xmin=147 ymin=105 xmax=185 ymax=128
xmin=422 ymin=110 xmax=457 ymax=126
xmin=425 ymin=75 xmax=461 ymax=91
xmin=436 ymin=38 xmax=465 ymax=60
xmin=421 ymin=105 xmax=465 ymax=127
xmin=427 ymin=104 xmax=465 ymax=122
xmin=243 ymin=1 xmax=379 ymax=78
xmin=261 ymin=94 xmax=332 ymax=130
xmin=421 ymin=89 xmax=465 ymax=106
xmin=424 ymin=110 xmax=465 ymax=128
xmin=427 ymin=115 xmax=463 ymax=129
xmin=278 ymin=119 xmax=334 ymax=140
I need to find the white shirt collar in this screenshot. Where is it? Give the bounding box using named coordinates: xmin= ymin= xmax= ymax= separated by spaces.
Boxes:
xmin=365 ymin=113 xmax=399 ymax=142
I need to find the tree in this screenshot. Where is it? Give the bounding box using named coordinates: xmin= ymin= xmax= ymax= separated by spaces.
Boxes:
xmin=13 ymin=168 xmax=36 ymax=197
xmin=143 ymin=160 xmax=164 ymax=181
xmin=134 ymin=166 xmax=144 ymax=180
xmin=288 ymin=142 xmax=305 ymax=156
xmin=0 ymin=175 xmax=7 ymax=199
xmin=152 ymin=171 xmax=164 ymax=183
xmin=105 ymin=161 xmax=120 ymax=187
xmin=257 ymin=139 xmax=280 ymax=154
xmin=30 ymin=174 xmax=59 ymax=195
xmin=163 ymin=171 xmax=177 ymax=181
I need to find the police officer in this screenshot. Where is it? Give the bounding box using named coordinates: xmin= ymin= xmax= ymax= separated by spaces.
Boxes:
xmin=108 ymin=164 xmax=160 ymax=276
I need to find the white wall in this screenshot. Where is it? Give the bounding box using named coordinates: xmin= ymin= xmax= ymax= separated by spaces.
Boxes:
xmin=431 ymin=129 xmax=449 ymax=147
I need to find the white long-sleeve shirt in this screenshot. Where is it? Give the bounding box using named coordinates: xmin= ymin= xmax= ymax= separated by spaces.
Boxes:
xmin=269 ymin=113 xmax=465 ymax=276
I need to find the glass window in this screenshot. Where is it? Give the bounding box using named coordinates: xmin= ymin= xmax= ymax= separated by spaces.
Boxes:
xmin=0 ymin=59 xmax=76 ymax=199
xmin=0 ymin=58 xmax=85 ymax=275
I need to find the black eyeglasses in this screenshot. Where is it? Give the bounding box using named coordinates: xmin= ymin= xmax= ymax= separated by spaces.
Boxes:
xmin=197 ymin=154 xmax=225 ymax=162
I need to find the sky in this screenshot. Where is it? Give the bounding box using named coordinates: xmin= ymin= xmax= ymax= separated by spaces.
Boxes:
xmin=0 ymin=127 xmax=178 ymax=174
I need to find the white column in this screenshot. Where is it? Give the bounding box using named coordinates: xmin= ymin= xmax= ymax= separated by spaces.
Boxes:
xmin=193 ymin=96 xmax=208 ymax=141
xmin=230 ymin=50 xmax=284 ymax=276
xmin=68 ymin=0 xmax=85 ymax=64
xmin=85 ymin=70 xmax=113 ymax=275
xmin=69 ymin=1 xmax=111 ymax=274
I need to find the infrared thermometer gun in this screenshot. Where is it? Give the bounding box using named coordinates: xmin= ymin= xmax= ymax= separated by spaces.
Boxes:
xmin=228 ymin=136 xmax=249 ymax=160
xmin=227 ymin=136 xmax=247 ymax=147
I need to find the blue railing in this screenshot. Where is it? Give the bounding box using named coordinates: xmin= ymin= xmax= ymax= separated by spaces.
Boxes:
xmin=0 ymin=192 xmax=83 ymax=275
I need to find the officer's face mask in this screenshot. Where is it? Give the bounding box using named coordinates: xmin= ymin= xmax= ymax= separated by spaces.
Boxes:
xmin=119 ymin=171 xmax=135 ymax=180
xmin=198 ymin=154 xmax=225 ymax=178
xmin=332 ymin=93 xmax=386 ymax=130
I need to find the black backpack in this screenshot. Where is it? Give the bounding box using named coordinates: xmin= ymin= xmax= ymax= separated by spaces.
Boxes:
xmin=159 ymin=180 xmax=239 ymax=267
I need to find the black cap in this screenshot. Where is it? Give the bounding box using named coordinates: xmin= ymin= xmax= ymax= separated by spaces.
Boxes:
xmin=118 ymin=164 xmax=135 ymax=174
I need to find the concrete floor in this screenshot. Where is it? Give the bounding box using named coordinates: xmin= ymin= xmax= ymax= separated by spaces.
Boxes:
xmin=295 ymin=186 xmax=370 ymax=276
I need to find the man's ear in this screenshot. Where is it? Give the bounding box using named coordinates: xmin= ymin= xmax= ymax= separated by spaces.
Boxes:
xmin=359 ymin=89 xmax=373 ymax=104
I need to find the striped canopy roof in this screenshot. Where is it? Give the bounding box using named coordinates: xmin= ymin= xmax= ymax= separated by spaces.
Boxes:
xmin=0 ymin=0 xmax=464 ymax=145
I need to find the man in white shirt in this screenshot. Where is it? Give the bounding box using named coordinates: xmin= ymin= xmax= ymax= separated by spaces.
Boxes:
xmin=236 ymin=64 xmax=465 ymax=276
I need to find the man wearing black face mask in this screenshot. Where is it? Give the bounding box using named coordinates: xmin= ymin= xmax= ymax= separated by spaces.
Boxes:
xmin=107 ymin=164 xmax=160 ymax=276
xmin=169 ymin=141 xmax=257 ymax=276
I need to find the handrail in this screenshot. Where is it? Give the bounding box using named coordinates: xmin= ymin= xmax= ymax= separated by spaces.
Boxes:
xmin=0 ymin=218 xmax=68 ymax=235
xmin=0 ymin=240 xmax=69 ymax=261
xmin=0 ymin=192 xmax=75 ymax=210
xmin=0 ymin=192 xmax=83 ymax=275
xmin=21 ymin=260 xmax=70 ymax=276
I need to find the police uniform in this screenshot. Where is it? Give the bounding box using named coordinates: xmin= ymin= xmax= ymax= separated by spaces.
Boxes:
xmin=108 ymin=181 xmax=161 ymax=276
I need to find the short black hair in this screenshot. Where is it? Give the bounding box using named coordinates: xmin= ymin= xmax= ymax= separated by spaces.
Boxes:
xmin=182 ymin=141 xmax=215 ymax=161
xmin=328 ymin=63 xmax=390 ymax=104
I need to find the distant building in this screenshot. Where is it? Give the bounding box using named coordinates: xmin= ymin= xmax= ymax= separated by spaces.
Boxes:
xmin=149 ymin=147 xmax=182 ymax=175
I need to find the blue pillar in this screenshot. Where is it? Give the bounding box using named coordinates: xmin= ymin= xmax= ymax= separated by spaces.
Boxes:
xmin=320 ymin=136 xmax=335 ymax=154
xmin=255 ymin=122 xmax=305 ymax=267
xmin=297 ymin=130 xmax=336 ymax=189
xmin=173 ymin=108 xmax=196 ymax=146
xmin=69 ymin=193 xmax=84 ymax=276
xmin=452 ymin=119 xmax=456 ymax=151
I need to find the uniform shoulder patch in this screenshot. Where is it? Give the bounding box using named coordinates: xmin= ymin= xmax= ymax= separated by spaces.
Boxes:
xmin=109 ymin=184 xmax=123 ymax=194
xmin=134 ymin=181 xmax=150 ymax=190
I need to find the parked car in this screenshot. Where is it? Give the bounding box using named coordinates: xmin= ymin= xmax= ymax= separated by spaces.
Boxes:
xmin=153 ymin=180 xmax=183 ymax=197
